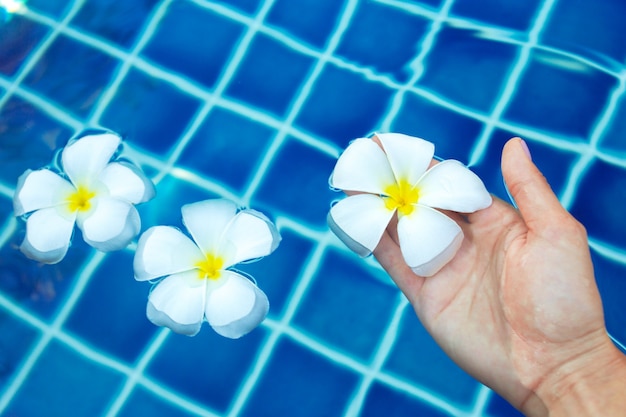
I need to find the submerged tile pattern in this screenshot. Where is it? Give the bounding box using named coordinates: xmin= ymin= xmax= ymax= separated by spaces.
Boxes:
xmin=0 ymin=1 xmax=625 ymax=416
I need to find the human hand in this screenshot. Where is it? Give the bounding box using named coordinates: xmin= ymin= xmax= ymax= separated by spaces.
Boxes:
xmin=373 ymin=138 xmax=626 ymax=416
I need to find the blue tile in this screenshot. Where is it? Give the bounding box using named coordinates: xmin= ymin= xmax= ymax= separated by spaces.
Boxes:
xmin=450 ymin=0 xmax=541 ymax=31
xmin=26 ymin=0 xmax=71 ymax=17
xmin=266 ymin=0 xmax=344 ymax=48
xmin=177 ymin=107 xmax=276 ymax=193
xmin=485 ymin=391 xmax=524 ymax=417
xmin=71 ymin=0 xmax=160 ymax=49
xmin=0 ymin=227 xmax=93 ymax=320
xmin=0 ymin=14 xmax=48 ymax=76
xmin=383 ymin=308 xmax=480 ymax=408
xmin=251 ymin=138 xmax=338 ymax=228
xmin=5 ymin=340 xmax=123 ymax=417
xmin=295 ymin=64 xmax=394 ymax=146
xmin=142 ymin=1 xmax=244 ymax=89
xmin=503 ymin=51 xmax=618 ymax=138
xmin=542 ymin=0 xmax=626 ymax=63
xmin=211 ymin=0 xmax=262 ymax=15
xmin=0 ymin=96 xmax=73 ymax=184
xmin=390 ymin=92 xmax=483 ymax=164
xmin=100 ymin=68 xmax=201 ymax=154
xmin=0 ymin=196 xmax=12 ymax=219
xmin=292 ymin=249 xmax=397 ymax=361
xmin=23 ymin=34 xmax=119 ymax=118
xmin=419 ymin=26 xmax=518 ymax=112
xmin=0 ymin=312 xmax=39 ymax=386
xmin=226 ymin=34 xmax=315 ymax=117
xmin=358 ymin=382 xmax=449 ymax=417
xmin=336 ymin=1 xmax=430 ymax=83
xmin=239 ymin=337 xmax=360 ymax=417
xmin=591 ymin=251 xmax=626 ymax=347
xmin=117 ymin=387 xmax=198 ymax=417
xmin=598 ymin=96 xmax=626 ymax=157
xmin=569 ymin=160 xmax=626 ymax=248
xmin=236 ymin=228 xmax=315 ymax=319
xmin=147 ymin=327 xmax=268 ymax=413
xmin=64 ymin=251 xmax=157 ymax=363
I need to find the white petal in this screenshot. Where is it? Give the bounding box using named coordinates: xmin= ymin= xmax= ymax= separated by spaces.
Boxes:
xmin=20 ymin=207 xmax=76 ymax=264
xmin=328 ymin=194 xmax=395 ymax=257
xmin=77 ymin=197 xmax=140 ymax=251
xmin=397 ymin=205 xmax=463 ymax=277
xmin=205 ymin=271 xmax=269 ymax=339
xmin=134 ymin=226 xmax=204 ymax=281
xmin=221 ymin=209 xmax=281 ymax=266
xmin=13 ymin=169 xmax=75 ymax=216
xmin=330 ymin=138 xmax=395 ymax=194
xmin=182 ymin=199 xmax=237 ymax=254
xmin=377 ymin=133 xmax=434 ymax=185
xmin=147 ymin=270 xmax=206 ymax=336
xmin=98 ymin=161 xmax=156 ymax=204
xmin=62 ymin=132 xmax=121 ymax=186
xmin=418 ymin=160 xmax=492 ymax=212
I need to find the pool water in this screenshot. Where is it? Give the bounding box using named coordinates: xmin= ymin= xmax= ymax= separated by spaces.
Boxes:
xmin=1 ymin=0 xmax=625 ymax=416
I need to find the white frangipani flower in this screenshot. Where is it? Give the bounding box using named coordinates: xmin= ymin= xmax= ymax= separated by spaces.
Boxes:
xmin=328 ymin=133 xmax=492 ymax=277
xmin=134 ymin=199 xmax=281 ymax=338
xmin=13 ymin=132 xmax=156 ymax=264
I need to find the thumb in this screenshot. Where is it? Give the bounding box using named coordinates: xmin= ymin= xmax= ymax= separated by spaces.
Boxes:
xmin=501 ymin=138 xmax=568 ymax=231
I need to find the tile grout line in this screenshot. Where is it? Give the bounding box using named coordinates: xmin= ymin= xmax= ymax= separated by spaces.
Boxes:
xmin=468 ymin=0 xmax=559 ymax=167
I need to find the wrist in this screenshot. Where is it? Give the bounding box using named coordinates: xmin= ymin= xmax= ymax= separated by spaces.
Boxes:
xmin=535 ymin=338 xmax=626 ymax=416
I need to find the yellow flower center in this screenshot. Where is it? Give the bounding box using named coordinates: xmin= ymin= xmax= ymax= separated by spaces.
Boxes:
xmin=67 ymin=185 xmax=96 ymax=212
xmin=195 ymin=254 xmax=224 ymax=280
xmin=384 ymin=179 xmax=419 ymax=216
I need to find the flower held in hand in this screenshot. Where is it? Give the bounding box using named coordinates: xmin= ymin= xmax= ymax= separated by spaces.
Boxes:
xmin=13 ymin=132 xmax=155 ymax=264
xmin=134 ymin=199 xmax=280 ymax=338
xmin=328 ymin=133 xmax=491 ymax=276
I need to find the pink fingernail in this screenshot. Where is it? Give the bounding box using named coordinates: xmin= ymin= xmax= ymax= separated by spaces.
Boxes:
xmin=520 ymin=139 xmax=532 ymax=161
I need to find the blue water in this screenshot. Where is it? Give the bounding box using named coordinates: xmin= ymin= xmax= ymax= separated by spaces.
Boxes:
xmin=1 ymin=0 xmax=625 ymax=416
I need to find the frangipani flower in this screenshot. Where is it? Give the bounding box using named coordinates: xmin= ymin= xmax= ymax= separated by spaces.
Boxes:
xmin=328 ymin=133 xmax=492 ymax=277
xmin=13 ymin=132 xmax=155 ymax=264
xmin=133 ymin=199 xmax=281 ymax=338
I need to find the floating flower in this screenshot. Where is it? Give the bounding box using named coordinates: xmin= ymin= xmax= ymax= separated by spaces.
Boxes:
xmin=328 ymin=133 xmax=492 ymax=277
xmin=13 ymin=132 xmax=156 ymax=264
xmin=134 ymin=199 xmax=280 ymax=338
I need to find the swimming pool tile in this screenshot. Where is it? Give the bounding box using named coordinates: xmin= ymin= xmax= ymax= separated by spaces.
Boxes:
xmin=210 ymin=0 xmax=263 ymax=15
xmin=503 ymin=50 xmax=618 ymax=138
xmin=389 ymin=92 xmax=483 ymax=164
xmin=25 ymin=0 xmax=71 ymax=17
xmin=71 ymin=0 xmax=160 ymax=49
xmin=485 ymin=392 xmax=524 ymax=417
xmin=383 ymin=308 xmax=480 ymax=408
xmin=541 ymin=0 xmax=626 ymax=63
xmin=470 ymin=129 xmax=580 ymax=202
xmin=0 ymin=312 xmax=39 ymax=386
xmin=100 ymin=68 xmax=201 ymax=155
xmin=295 ymin=64 xmax=394 ymax=146
xmin=252 ymin=138 xmax=338 ymax=228
xmin=592 ymin=251 xmax=626 ymax=346
xmin=23 ymin=34 xmax=119 ymax=118
xmin=292 ymin=249 xmax=397 ymax=361
xmin=419 ymin=26 xmax=518 ymax=112
xmin=569 ymin=160 xmax=626 ymax=249
xmin=0 ymin=96 xmax=73 ymax=184
xmin=335 ymin=1 xmax=430 ymax=83
xmin=265 ymin=0 xmax=344 ymax=48
xmin=0 ymin=14 xmax=48 ymax=77
xmin=357 ymin=381 xmax=450 ymax=417
xmin=141 ymin=1 xmax=245 ymax=89
xmin=450 ymin=0 xmax=541 ymax=31
xmin=117 ymin=387 xmax=198 ymax=417
xmin=236 ymin=228 xmax=315 ymax=319
xmin=146 ymin=326 xmax=268 ymax=413
xmin=226 ymin=34 xmax=315 ymax=117
xmin=4 ymin=340 xmax=123 ymax=417
xmin=598 ymin=96 xmax=626 ymax=157
xmin=177 ymin=108 xmax=276 ymax=193
xmin=239 ymin=337 xmax=360 ymax=417
xmin=64 ymin=251 xmax=158 ymax=363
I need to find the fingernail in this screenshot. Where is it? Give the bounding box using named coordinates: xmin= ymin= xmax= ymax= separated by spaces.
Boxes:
xmin=520 ymin=139 xmax=532 ymax=161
